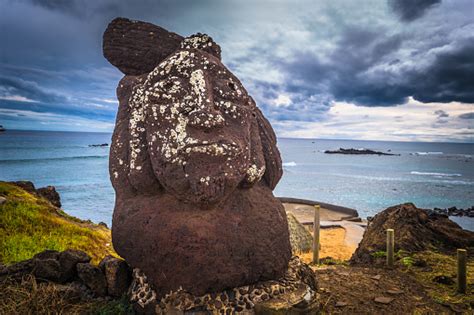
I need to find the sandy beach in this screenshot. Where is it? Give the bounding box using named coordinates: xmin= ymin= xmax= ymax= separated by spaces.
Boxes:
xmin=282 ymin=199 xmax=367 ymax=261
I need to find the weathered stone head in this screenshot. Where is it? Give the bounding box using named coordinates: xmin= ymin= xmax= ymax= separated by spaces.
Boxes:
xmin=105 ymin=17 xmax=291 ymax=298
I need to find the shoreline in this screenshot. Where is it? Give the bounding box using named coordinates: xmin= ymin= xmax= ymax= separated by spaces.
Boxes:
xmin=282 ymin=199 xmax=366 ymax=260
xmin=278 ymin=196 xmax=359 ymax=218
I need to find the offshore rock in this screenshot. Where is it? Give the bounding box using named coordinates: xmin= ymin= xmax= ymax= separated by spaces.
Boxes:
xmin=104 ymin=17 xmax=292 ymax=297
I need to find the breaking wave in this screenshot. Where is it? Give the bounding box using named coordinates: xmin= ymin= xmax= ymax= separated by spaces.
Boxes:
xmin=410 ymin=171 xmax=461 ymax=177
xmin=415 ymin=152 xmax=443 ymax=155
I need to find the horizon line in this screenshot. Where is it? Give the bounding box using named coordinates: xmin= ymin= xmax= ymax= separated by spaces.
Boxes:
xmin=2 ymin=129 xmax=473 ymax=145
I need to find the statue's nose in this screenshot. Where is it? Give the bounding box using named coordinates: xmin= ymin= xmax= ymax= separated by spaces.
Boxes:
xmin=187 ymin=105 xmax=225 ymax=129
xmin=187 ymin=70 xmax=224 ymax=129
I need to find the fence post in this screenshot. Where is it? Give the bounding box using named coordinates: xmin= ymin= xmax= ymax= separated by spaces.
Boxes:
xmin=457 ymin=249 xmax=467 ymax=294
xmin=313 ymin=205 xmax=320 ymax=265
xmin=386 ymin=229 xmax=394 ymax=268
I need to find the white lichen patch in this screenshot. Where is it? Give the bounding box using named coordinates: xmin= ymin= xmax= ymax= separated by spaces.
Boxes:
xmin=246 ymin=164 xmax=265 ymax=183
xmin=125 ymin=36 xmax=253 ymax=173
xmin=181 ymin=34 xmax=212 ymax=50
xmin=199 ymin=176 xmax=211 ymax=186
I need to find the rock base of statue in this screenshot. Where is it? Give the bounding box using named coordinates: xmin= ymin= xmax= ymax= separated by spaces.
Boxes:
xmin=129 ymin=256 xmax=319 ymax=314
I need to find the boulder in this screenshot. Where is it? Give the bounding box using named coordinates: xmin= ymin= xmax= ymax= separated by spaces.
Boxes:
xmin=58 ymin=249 xmax=91 ymax=282
xmin=37 ymin=186 xmax=62 ymax=208
xmin=2 ymin=249 xmax=94 ymax=287
xmin=99 ymin=255 xmax=131 ymax=297
xmin=351 ymin=203 xmax=474 ymax=264
xmin=11 ymin=181 xmax=36 ymax=194
xmin=0 ymin=196 xmax=6 ymax=205
xmin=0 ymin=259 xmax=34 ymax=281
xmin=30 ymin=249 xmax=91 ymax=283
xmin=287 ymin=213 xmax=313 ymax=253
xmin=105 ymin=18 xmax=292 ymax=297
xmin=77 ymin=263 xmax=107 ymax=297
xmin=33 ymin=257 xmax=62 ymax=282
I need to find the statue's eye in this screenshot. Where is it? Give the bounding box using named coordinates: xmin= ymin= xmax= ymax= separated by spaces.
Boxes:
xmin=228 ymin=82 xmax=236 ymax=91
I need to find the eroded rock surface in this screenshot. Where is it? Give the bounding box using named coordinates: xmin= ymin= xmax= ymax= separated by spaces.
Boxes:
xmin=129 ymin=256 xmax=317 ymax=314
xmin=351 ymin=203 xmax=474 ymax=264
xmin=104 ymin=17 xmax=292 ymax=298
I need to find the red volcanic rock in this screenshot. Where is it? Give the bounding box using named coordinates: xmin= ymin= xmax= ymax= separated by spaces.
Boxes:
xmin=103 ymin=18 xmax=184 ymax=75
xmin=105 ymin=18 xmax=291 ymax=297
xmin=351 ymin=203 xmax=474 ymax=264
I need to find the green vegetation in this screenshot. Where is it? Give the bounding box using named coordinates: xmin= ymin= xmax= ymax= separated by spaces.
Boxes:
xmin=400 ymin=256 xmax=414 ymax=267
xmin=319 ymin=257 xmax=349 ymax=266
xmin=0 ymin=181 xmax=116 ymax=265
xmin=370 ymin=250 xmax=386 ymax=258
xmin=407 ymin=251 xmax=474 ymax=312
xmin=90 ymin=296 xmax=134 ymax=315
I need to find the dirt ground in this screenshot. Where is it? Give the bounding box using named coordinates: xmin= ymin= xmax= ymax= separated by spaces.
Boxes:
xmin=314 ymin=265 xmax=452 ymax=314
xmin=296 ymin=227 xmax=473 ymax=314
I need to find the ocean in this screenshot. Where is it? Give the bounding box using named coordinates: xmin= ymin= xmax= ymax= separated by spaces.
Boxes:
xmin=1 ymin=130 xmax=473 ymax=230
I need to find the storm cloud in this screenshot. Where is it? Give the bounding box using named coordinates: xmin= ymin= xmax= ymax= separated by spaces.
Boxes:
xmin=388 ymin=0 xmax=441 ymax=22
xmin=0 ymin=0 xmax=473 ymax=140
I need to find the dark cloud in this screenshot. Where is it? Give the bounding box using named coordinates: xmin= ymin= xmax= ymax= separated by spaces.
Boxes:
xmin=271 ymin=26 xmax=473 ymax=108
xmin=434 ymin=110 xmax=449 ymax=118
xmin=275 ymin=28 xmax=410 ymax=106
xmin=409 ymin=41 xmax=474 ymax=104
xmin=459 ymin=112 xmax=474 ymax=119
xmin=0 ymin=76 xmax=66 ymax=104
xmin=388 ymin=0 xmax=441 ymax=22
xmin=1 ymin=0 xmax=472 ymax=138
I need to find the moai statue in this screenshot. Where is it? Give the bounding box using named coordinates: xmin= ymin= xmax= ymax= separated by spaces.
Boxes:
xmin=104 ymin=18 xmax=292 ymax=299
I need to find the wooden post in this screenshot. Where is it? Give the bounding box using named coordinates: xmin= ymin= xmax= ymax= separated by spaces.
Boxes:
xmin=312 ymin=205 xmax=320 ymax=265
xmin=457 ymin=249 xmax=467 ymax=294
xmin=386 ymin=229 xmax=394 ymax=268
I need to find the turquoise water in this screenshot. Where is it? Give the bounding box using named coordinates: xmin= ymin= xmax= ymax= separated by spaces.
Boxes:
xmin=0 ymin=130 xmax=473 ymax=230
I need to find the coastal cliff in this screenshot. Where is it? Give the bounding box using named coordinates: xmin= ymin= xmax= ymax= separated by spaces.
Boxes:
xmin=0 ymin=181 xmax=115 ymax=265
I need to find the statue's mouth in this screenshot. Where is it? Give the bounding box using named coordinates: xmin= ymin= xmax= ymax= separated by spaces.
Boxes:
xmin=182 ymin=140 xmax=240 ymax=157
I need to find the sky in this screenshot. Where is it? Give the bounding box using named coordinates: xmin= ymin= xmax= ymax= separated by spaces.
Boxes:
xmin=0 ymin=0 xmax=473 ymax=142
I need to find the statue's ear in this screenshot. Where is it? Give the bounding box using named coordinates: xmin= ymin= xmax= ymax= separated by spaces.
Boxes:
xmin=103 ymin=17 xmax=183 ymax=75
xmin=110 ymin=75 xmax=163 ymax=196
xmin=241 ymin=114 xmax=266 ymax=188
xmin=254 ymin=107 xmax=283 ymax=190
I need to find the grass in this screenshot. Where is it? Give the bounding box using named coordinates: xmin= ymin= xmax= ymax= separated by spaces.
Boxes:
xmin=407 ymin=251 xmax=474 ymax=312
xmin=0 ymin=275 xmax=133 ymax=315
xmin=370 ymin=250 xmax=386 ymax=258
xmin=0 ymin=181 xmax=116 ymax=265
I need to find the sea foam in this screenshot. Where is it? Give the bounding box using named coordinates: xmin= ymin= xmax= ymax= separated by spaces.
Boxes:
xmin=415 ymin=152 xmax=443 ymax=155
xmin=410 ymin=171 xmax=461 ymax=177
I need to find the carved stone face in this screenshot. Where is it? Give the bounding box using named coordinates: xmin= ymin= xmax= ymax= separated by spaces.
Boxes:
xmin=127 ymin=38 xmax=265 ymax=205
xmin=106 ymin=20 xmax=290 ymax=297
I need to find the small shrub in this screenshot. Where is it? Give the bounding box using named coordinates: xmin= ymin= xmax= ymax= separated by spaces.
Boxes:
xmin=371 ymin=251 xmax=386 ymax=258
